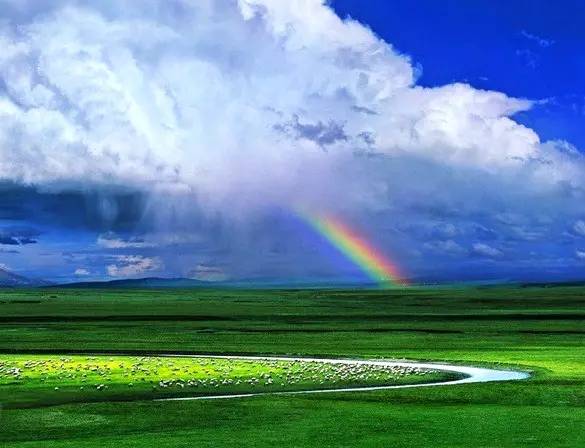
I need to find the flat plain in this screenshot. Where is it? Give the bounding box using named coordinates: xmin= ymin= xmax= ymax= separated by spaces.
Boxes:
xmin=0 ymin=286 xmax=584 ymax=447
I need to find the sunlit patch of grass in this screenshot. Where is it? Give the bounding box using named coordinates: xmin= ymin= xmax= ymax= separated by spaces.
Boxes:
xmin=0 ymin=355 xmax=450 ymax=408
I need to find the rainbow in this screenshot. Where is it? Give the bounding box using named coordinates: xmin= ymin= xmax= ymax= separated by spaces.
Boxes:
xmin=302 ymin=213 xmax=409 ymax=287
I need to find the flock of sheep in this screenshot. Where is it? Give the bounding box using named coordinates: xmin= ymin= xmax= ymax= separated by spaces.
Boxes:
xmin=0 ymin=355 xmax=436 ymax=394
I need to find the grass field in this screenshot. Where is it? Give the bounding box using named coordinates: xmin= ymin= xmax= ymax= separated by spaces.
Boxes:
xmin=0 ymin=354 xmax=447 ymax=408
xmin=0 ymin=286 xmax=584 ymax=447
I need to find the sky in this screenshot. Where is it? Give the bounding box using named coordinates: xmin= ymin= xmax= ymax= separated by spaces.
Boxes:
xmin=0 ymin=0 xmax=585 ymax=284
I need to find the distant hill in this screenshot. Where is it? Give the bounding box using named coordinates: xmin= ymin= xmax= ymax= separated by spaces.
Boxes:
xmin=33 ymin=275 xmax=585 ymax=290
xmin=519 ymin=280 xmax=585 ymax=288
xmin=0 ymin=267 xmax=52 ymax=287
xmin=56 ymin=277 xmax=214 ymax=289
xmin=55 ymin=277 xmax=401 ymax=290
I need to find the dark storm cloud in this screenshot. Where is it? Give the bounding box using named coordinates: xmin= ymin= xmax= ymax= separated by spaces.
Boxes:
xmin=0 ymin=184 xmax=148 ymax=232
xmin=274 ymin=115 xmax=348 ymax=147
xmin=0 ymin=226 xmax=40 ymax=245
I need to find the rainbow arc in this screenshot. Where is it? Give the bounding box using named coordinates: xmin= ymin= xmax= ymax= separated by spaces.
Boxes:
xmin=302 ymin=213 xmax=409 ymax=287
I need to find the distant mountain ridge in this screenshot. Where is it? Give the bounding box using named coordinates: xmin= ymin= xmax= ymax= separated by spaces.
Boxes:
xmin=0 ymin=267 xmax=52 ymax=287
xmin=56 ymin=277 xmax=385 ymax=289
xmin=24 ymin=275 xmax=585 ymax=290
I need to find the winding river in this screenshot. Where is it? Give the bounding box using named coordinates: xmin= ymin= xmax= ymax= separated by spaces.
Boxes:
xmin=158 ymin=355 xmax=530 ymax=402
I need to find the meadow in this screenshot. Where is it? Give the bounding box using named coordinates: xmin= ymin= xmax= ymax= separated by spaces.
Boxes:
xmin=0 ymin=354 xmax=446 ymax=408
xmin=0 ymin=286 xmax=584 ymax=447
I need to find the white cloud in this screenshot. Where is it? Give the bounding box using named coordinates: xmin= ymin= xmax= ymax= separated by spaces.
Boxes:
xmin=573 ymin=221 xmax=585 ymax=237
xmin=472 ymin=243 xmax=503 ymax=258
xmin=520 ymin=30 xmax=555 ymax=48
xmin=0 ymin=0 xmax=580 ymax=210
xmin=74 ymin=268 xmax=90 ymax=276
xmin=576 ymin=250 xmax=585 ymax=260
xmin=97 ymin=232 xmax=201 ymax=249
xmin=97 ymin=233 xmax=155 ymax=249
xmin=189 ymin=264 xmax=228 ymax=282
xmin=424 ymin=240 xmax=467 ymax=256
xmin=106 ymin=255 xmax=162 ymax=277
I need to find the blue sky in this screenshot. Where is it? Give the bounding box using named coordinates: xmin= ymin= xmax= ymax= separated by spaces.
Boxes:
xmin=333 ymin=0 xmax=585 ymax=149
xmin=0 ymin=0 xmax=585 ymax=284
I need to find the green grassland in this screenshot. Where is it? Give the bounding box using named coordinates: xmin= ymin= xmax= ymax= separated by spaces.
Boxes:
xmin=0 ymin=354 xmax=446 ymax=408
xmin=0 ymin=286 xmax=584 ymax=447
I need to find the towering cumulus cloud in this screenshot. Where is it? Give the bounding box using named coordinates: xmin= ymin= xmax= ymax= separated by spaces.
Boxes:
xmin=0 ymin=0 xmax=584 ymax=281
